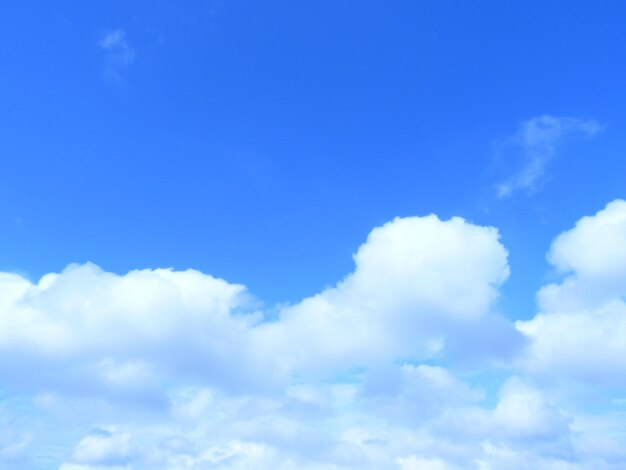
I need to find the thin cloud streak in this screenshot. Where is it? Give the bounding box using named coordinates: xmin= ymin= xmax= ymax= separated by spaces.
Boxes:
xmin=495 ymin=115 xmax=604 ymax=199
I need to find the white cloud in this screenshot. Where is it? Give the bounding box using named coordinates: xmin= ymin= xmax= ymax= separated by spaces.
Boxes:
xmin=492 ymin=377 xmax=570 ymax=440
xmin=547 ymin=199 xmax=626 ymax=284
xmin=495 ymin=115 xmax=603 ymax=198
xmin=0 ymin=263 xmax=275 ymax=402
xmin=255 ymin=214 xmax=511 ymax=377
xmin=71 ymin=428 xmax=132 ymax=466
xmin=1 ymin=209 xmax=626 ymax=468
xmin=0 ymin=214 xmax=511 ymax=402
xmin=517 ymin=200 xmax=626 ymax=385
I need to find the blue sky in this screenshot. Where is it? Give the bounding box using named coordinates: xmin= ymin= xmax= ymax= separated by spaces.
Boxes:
xmin=2 ymin=1 xmax=626 ymax=469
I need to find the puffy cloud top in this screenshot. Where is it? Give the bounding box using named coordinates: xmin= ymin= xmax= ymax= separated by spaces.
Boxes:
xmin=518 ymin=199 xmax=626 ymax=385
xmin=258 ymin=214 xmax=510 ymax=375
xmin=548 ymin=199 xmax=626 ymax=281
xmin=349 ymin=215 xmax=509 ymax=319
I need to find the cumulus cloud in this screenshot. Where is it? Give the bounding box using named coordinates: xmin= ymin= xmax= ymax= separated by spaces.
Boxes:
xmin=517 ymin=199 xmax=626 ymax=385
xmin=255 ymin=214 xmax=511 ymax=377
xmin=2 ymin=209 xmax=626 ymax=468
xmin=547 ymin=199 xmax=626 ymax=284
xmin=492 ymin=377 xmax=571 ymax=441
xmin=495 ymin=115 xmax=603 ymax=198
xmin=0 ymin=263 xmax=274 ymax=402
xmin=0 ymin=214 xmax=512 ymax=403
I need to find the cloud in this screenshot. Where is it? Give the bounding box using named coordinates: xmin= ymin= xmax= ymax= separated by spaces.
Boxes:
xmin=98 ymin=30 xmax=135 ymax=81
xmin=2 ymin=209 xmax=626 ymax=468
xmin=492 ymin=377 xmax=571 ymax=441
xmin=61 ymin=427 xmax=133 ymax=469
xmin=547 ymin=199 xmax=626 ymax=283
xmin=517 ymin=199 xmax=626 ymax=385
xmin=254 ymin=214 xmax=511 ymax=377
xmin=0 ymin=263 xmax=275 ymax=402
xmin=0 ymin=214 xmax=511 ymax=404
xmin=495 ymin=115 xmax=603 ymax=198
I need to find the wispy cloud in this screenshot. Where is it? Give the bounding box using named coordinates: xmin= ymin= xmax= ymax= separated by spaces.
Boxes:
xmin=98 ymin=29 xmax=135 ymax=81
xmin=495 ymin=115 xmax=604 ymax=198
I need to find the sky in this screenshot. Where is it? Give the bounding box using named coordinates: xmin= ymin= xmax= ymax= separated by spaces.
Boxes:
xmin=2 ymin=1 xmax=626 ymax=469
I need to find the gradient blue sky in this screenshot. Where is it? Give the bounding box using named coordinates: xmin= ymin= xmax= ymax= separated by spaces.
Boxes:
xmin=2 ymin=2 xmax=626 ymax=469
xmin=2 ymin=1 xmax=625 ymax=307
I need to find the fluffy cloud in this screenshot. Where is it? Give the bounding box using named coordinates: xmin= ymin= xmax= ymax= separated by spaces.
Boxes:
xmin=0 ymin=214 xmax=511 ymax=403
xmin=492 ymin=377 xmax=571 ymax=441
xmin=0 ymin=264 xmax=274 ymax=402
xmin=255 ymin=214 xmax=511 ymax=376
xmin=517 ymin=200 xmax=626 ymax=385
xmin=2 ymin=209 xmax=626 ymax=468
xmin=548 ymin=200 xmax=626 ymax=277
xmin=59 ymin=427 xmax=133 ymax=470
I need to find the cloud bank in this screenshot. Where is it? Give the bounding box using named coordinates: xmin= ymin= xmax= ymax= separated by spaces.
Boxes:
xmin=1 ymin=206 xmax=626 ymax=468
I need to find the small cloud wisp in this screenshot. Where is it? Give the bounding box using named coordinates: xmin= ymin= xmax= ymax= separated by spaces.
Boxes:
xmin=495 ymin=115 xmax=603 ymax=198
